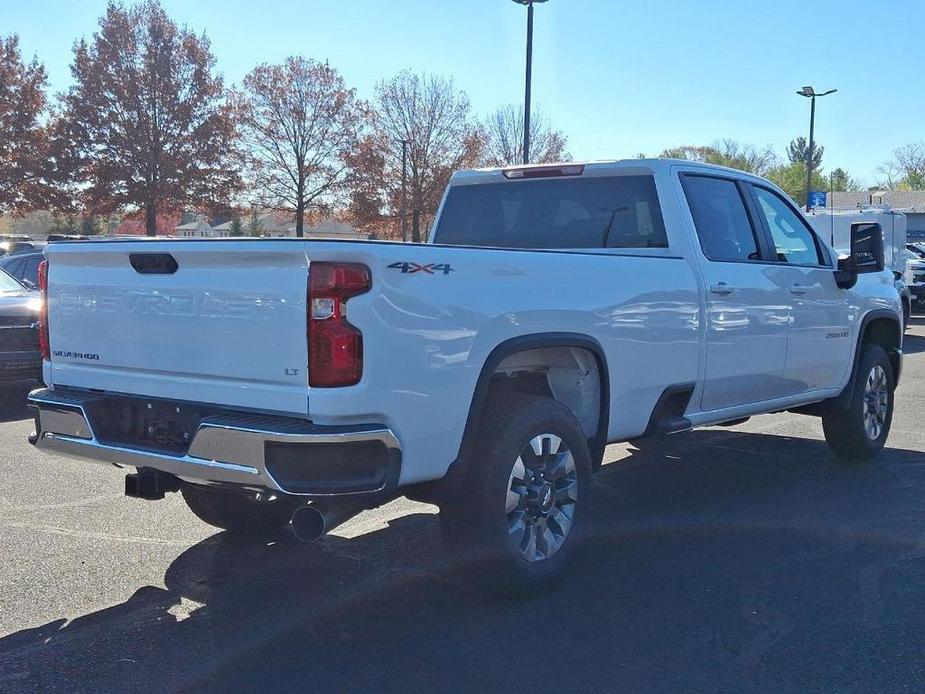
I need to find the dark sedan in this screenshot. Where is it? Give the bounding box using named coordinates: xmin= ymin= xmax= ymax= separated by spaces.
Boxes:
xmin=0 ymin=250 xmax=43 ymax=289
xmin=0 ymin=269 xmax=42 ymax=384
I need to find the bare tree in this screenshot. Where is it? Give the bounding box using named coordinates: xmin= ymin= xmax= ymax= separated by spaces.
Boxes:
xmin=58 ymin=1 xmax=240 ymax=236
xmin=889 ymin=142 xmax=925 ymax=189
xmin=238 ymin=57 xmax=365 ymax=236
xmin=709 ymin=139 xmax=778 ymax=176
xmin=373 ymin=71 xmax=483 ymax=242
xmin=659 ymin=145 xmax=717 ymax=162
xmin=482 ymin=104 xmax=569 ymax=166
xmin=660 ymin=140 xmax=778 ymax=177
xmin=875 ymin=160 xmax=903 ymax=191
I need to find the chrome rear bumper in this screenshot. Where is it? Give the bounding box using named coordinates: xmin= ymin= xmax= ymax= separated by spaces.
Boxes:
xmin=28 ymin=388 xmax=401 ymax=497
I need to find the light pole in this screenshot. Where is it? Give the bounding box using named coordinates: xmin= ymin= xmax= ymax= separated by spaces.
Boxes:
xmin=400 ymin=139 xmax=409 ymax=242
xmin=512 ymin=0 xmax=547 ymax=165
xmin=796 ymin=85 xmax=837 ymax=211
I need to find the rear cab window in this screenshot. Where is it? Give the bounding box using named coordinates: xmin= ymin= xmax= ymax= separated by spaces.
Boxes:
xmin=433 ymin=174 xmax=668 ymax=250
xmin=680 ymin=174 xmax=762 ymax=262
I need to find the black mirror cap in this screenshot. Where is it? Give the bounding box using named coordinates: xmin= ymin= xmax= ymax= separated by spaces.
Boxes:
xmin=850 ymin=222 xmax=884 ymax=274
xmin=834 ymin=256 xmax=858 ymax=289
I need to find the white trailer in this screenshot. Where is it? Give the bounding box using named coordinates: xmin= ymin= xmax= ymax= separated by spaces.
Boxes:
xmin=806 ymin=208 xmax=907 ymax=276
xmin=807 ymin=208 xmax=911 ymax=325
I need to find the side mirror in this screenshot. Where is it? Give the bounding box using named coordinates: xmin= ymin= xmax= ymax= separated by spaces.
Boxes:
xmin=834 ymin=222 xmax=884 ymax=289
xmin=850 ymin=222 xmax=884 ymax=273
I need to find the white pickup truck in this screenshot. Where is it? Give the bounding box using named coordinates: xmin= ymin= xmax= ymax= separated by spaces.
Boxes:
xmin=28 ymin=159 xmax=902 ymax=592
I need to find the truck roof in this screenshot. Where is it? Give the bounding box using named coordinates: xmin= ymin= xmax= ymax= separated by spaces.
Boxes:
xmin=449 ymin=158 xmax=770 ymax=186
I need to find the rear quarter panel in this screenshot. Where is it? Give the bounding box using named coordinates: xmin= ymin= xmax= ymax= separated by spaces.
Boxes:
xmin=303 ymin=241 xmax=701 ymax=485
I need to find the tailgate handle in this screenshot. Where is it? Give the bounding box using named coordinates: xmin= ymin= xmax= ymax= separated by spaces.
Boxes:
xmin=129 ymin=253 xmax=178 ymax=275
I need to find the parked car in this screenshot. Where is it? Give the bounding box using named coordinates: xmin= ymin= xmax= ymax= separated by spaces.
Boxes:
xmin=45 ymin=234 xmax=90 ymax=242
xmin=0 ymin=250 xmax=43 ymax=289
xmin=3 ymin=240 xmax=45 ymax=256
xmin=28 ymin=160 xmax=903 ymax=592
xmin=0 ymin=235 xmax=33 ymax=257
xmin=904 ymin=246 xmax=925 ymax=307
xmin=0 ymin=269 xmax=42 ymax=384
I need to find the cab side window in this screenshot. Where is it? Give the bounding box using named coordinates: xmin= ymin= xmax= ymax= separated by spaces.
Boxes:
xmin=752 ymin=187 xmax=824 ymax=265
xmin=681 ymin=175 xmax=761 ymax=262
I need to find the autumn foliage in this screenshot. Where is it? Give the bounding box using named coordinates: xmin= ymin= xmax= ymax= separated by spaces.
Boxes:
xmin=0 ymin=35 xmax=51 ymax=214
xmin=57 ymin=1 xmax=240 ymax=235
xmin=1 ymin=0 xmax=575 ymax=239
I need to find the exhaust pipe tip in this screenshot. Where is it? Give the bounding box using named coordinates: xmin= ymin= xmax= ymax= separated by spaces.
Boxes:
xmin=289 ymin=504 xmax=326 ymax=543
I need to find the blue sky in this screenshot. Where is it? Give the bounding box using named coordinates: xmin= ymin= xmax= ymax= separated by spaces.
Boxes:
xmin=3 ymin=0 xmax=923 ymax=185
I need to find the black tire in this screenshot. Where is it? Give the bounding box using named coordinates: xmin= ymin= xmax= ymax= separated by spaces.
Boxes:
xmin=181 ymin=484 xmax=296 ymax=540
xmin=440 ymin=393 xmax=592 ymax=595
xmin=822 ymin=344 xmax=894 ymax=461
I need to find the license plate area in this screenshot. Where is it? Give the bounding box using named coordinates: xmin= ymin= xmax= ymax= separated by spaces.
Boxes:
xmin=84 ymin=394 xmax=228 ymax=454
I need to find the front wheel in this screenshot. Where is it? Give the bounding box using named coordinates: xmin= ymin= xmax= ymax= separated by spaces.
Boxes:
xmin=440 ymin=394 xmax=592 ymax=595
xmin=822 ymin=344 xmax=894 ymax=460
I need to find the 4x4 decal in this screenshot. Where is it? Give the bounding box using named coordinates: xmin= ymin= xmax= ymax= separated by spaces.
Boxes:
xmin=388 ymin=261 xmax=454 ymax=275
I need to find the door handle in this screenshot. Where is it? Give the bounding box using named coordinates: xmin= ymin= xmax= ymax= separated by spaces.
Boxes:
xmin=710 ymin=283 xmax=735 ymax=295
xmin=789 ymin=284 xmax=809 ymax=295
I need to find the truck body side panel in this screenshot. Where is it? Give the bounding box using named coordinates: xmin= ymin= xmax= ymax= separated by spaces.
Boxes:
xmin=299 ymin=242 xmax=702 ymax=485
xmin=43 ymin=239 xmax=702 ymax=486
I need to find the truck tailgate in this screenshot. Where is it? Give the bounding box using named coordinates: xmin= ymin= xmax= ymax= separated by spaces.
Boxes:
xmin=44 ymin=241 xmax=310 ymax=413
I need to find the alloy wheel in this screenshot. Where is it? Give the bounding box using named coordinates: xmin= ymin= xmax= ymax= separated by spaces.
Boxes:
xmin=505 ymin=433 xmax=578 ymax=563
xmin=863 ymin=364 xmax=889 ymax=441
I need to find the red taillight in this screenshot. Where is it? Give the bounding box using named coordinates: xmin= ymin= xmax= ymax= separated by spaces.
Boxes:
xmin=37 ymin=259 xmax=50 ymax=360
xmin=308 ymin=262 xmax=371 ymax=387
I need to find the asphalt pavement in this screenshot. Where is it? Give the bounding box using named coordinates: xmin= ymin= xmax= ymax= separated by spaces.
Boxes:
xmin=2 ymin=322 xmax=925 ymax=693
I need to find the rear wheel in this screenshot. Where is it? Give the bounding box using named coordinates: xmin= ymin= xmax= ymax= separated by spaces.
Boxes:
xmin=181 ymin=484 xmax=296 ymax=540
xmin=440 ymin=394 xmax=592 ymax=595
xmin=822 ymin=344 xmax=894 ymax=460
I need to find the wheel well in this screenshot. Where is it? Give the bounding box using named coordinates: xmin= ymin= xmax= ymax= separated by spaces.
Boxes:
xmin=488 ymin=346 xmax=603 ymax=442
xmin=863 ymin=316 xmax=901 ymax=377
xmin=408 ymin=336 xmax=609 ymax=507
xmin=863 ymin=317 xmax=900 ymax=351
xmin=455 ymin=335 xmax=609 ymax=471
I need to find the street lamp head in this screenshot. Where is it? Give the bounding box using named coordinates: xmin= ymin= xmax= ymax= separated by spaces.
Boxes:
xmin=797 ymin=86 xmax=837 ymax=98
xmin=511 ymin=0 xmax=548 ymax=4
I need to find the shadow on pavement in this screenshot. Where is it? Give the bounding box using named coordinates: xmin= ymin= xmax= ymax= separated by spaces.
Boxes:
xmin=901 ymin=332 xmax=925 ymax=355
xmin=2 ymin=429 xmax=925 ymax=693
xmin=0 ymin=384 xmax=34 ymax=424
